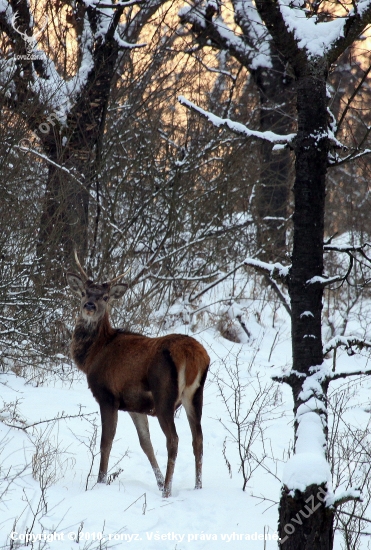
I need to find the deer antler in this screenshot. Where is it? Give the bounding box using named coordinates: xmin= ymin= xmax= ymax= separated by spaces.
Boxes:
xmin=106 ymin=268 xmax=131 ymax=286
xmin=74 ymin=250 xmax=89 ymax=281
xmin=73 ymin=249 xmax=130 ymax=284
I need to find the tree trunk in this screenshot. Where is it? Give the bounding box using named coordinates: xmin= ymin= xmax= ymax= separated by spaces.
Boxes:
xmin=255 ymin=52 xmax=294 ymax=260
xmin=279 ymin=484 xmax=334 ymax=549
xmin=36 ymin=157 xmax=91 ymax=272
xmin=278 ymin=63 xmax=334 ymax=549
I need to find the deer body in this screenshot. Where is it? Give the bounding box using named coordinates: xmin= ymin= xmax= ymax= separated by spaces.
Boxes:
xmin=68 ymin=272 xmax=209 ymax=497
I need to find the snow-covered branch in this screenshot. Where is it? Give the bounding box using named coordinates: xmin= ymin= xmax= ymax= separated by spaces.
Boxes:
xmin=324 ymin=242 xmax=371 ymax=255
xmin=330 ymin=368 xmax=371 ymax=381
xmin=282 ymin=370 xmax=331 ymax=493
xmin=243 ymin=258 xmax=290 ymax=284
xmin=179 ymin=1 xmax=271 ymax=70
xmin=327 ymin=488 xmax=362 ymax=508
xmin=306 ymin=274 xmax=345 ymax=288
xmin=96 ymin=0 xmax=145 ymax=7
xmin=323 ymin=335 xmax=371 ymax=356
xmin=329 ymin=147 xmax=371 ymax=167
xmin=178 ymin=96 xmax=296 ymax=145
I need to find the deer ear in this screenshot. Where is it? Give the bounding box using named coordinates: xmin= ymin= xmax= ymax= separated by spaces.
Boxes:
xmin=67 ymin=273 xmax=85 ymax=296
xmin=109 ymin=283 xmax=128 ymax=300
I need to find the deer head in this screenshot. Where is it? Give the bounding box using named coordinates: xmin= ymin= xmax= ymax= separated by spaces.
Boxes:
xmin=67 ymin=274 xmax=128 ymax=324
xmin=67 ymin=251 xmax=130 ymax=325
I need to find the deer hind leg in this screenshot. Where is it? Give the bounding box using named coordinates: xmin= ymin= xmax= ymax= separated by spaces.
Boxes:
xmin=98 ymin=402 xmax=118 ymax=483
xmin=156 ymin=412 xmax=178 ymax=498
xmin=182 ymin=369 xmax=208 ymax=490
xmin=129 ymin=412 xmax=164 ymax=491
xmin=149 ymin=350 xmax=179 ymax=498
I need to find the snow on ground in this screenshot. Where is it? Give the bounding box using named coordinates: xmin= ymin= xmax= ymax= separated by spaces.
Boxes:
xmin=1 ymin=286 xmax=371 ymax=549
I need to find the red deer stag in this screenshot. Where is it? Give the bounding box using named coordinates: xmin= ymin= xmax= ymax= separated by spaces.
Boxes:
xmin=67 ymin=255 xmax=209 ymax=498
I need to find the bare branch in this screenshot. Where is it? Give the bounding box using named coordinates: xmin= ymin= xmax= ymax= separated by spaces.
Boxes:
xmin=327 ymin=3 xmax=371 ymax=66
xmin=338 ymin=510 xmax=371 ymax=523
xmin=2 ymin=410 xmax=96 ymax=432
xmin=324 ymin=243 xmax=371 ymax=254
xmin=188 ymin=261 xmax=246 ymax=303
xmin=263 ymin=275 xmax=291 ymax=317
xmin=336 ymin=64 xmax=371 ymax=135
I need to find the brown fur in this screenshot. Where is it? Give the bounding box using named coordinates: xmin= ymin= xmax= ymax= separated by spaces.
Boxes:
xmin=67 ymin=273 xmax=210 ymax=497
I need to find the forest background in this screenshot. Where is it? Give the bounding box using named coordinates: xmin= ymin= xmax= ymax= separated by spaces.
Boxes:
xmin=1 ymin=1 xmax=371 ymax=548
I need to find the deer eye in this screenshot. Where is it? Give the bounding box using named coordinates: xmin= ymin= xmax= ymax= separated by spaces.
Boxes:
xmin=103 ymin=296 xmax=109 ymax=302
xmin=81 ymin=292 xmax=85 ymax=297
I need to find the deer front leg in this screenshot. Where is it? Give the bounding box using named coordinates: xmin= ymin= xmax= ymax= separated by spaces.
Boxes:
xmin=98 ymin=403 xmax=118 ymax=483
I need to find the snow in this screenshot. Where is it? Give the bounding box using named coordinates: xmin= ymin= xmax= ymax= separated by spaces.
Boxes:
xmin=0 ymin=333 xmax=285 ymax=549
xmin=300 ymin=311 xmax=314 ymax=318
xmin=279 ymin=1 xmax=346 ymax=58
xmin=282 ymin=369 xmax=331 ymax=494
xmin=282 ymin=453 xmax=331 ymax=494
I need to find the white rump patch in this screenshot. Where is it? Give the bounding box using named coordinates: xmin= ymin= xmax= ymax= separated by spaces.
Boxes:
xmin=181 ymin=371 xmax=202 ymax=415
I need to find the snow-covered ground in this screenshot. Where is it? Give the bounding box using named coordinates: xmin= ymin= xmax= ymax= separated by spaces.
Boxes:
xmin=1 ymin=291 xmax=370 ymax=549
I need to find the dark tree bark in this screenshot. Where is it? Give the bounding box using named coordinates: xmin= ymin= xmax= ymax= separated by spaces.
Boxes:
xmin=290 ymin=65 xmax=328 ymax=374
xmin=255 ymin=51 xmax=293 ymax=259
xmin=279 ymin=484 xmax=334 ymax=550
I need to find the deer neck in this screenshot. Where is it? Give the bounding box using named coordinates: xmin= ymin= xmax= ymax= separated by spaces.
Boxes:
xmin=71 ymin=312 xmax=115 ymax=374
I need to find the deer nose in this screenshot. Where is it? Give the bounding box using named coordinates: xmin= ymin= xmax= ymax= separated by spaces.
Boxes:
xmin=84 ymin=302 xmax=96 ymax=311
